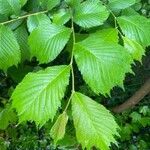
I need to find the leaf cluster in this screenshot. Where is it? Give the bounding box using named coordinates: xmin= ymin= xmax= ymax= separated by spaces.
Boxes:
xmin=0 ymin=0 xmax=150 ymax=149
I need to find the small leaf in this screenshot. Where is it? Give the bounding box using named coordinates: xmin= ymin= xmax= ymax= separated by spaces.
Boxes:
xmin=139 ymin=106 xmax=149 ymax=116
xmin=0 ymin=106 xmax=16 ymax=130
xmin=50 ymin=112 xmax=68 ymax=144
xmin=47 ymin=0 xmax=60 ymax=10
xmin=117 ymin=15 xmax=150 ymax=47
xmin=57 ymin=133 xmax=77 ymax=148
xmin=121 ymin=8 xmax=139 ymax=16
xmin=108 ymin=0 xmax=136 ymax=10
xmin=74 ymin=0 xmax=109 ymax=28
xmin=0 ymin=25 xmax=21 ymax=71
xmin=27 ymin=14 xmax=51 ymax=33
xmin=39 ymin=0 xmax=60 ymax=10
xmin=72 ymin=92 xmax=119 ymax=150
xmin=74 ymin=33 xmax=132 ymax=95
xmin=0 ymin=14 xmax=8 ymax=23
xmin=0 ymin=0 xmax=21 ymax=16
xmin=65 ymin=0 xmax=82 ymax=7
xmin=123 ymin=36 xmax=145 ymax=62
xmin=52 ymin=9 xmax=71 ymax=25
xmin=28 ymin=24 xmax=71 ymax=64
xmin=130 ymin=112 xmax=141 ymax=122
xmin=12 ymin=65 xmax=70 ymax=126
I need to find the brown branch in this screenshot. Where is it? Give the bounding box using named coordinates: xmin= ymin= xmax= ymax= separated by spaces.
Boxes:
xmin=112 ymin=78 xmax=150 ymax=113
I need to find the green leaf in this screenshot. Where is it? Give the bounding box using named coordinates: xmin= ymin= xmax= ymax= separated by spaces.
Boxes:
xmin=74 ymin=33 xmax=132 ymax=95
xmin=20 ymin=0 xmax=27 ymax=6
xmin=121 ymin=8 xmax=139 ymax=16
xmin=57 ymin=132 xmax=77 ymax=148
xmin=65 ymin=0 xmax=82 ymax=7
xmin=74 ymin=0 xmax=109 ymax=28
xmin=0 ymin=14 xmax=8 ymax=23
xmin=91 ymin=28 xmax=119 ymax=43
xmin=50 ymin=112 xmax=68 ymax=144
xmin=27 ymin=14 xmax=51 ymax=33
xmin=117 ymin=15 xmax=150 ymax=47
xmin=0 ymin=106 xmax=16 ymax=130
xmin=7 ymin=19 xmax=23 ymax=30
xmin=14 ymin=24 xmax=30 ymax=61
xmin=52 ymin=9 xmax=71 ymax=25
xmin=39 ymin=0 xmax=60 ymax=10
xmin=72 ymin=92 xmax=119 ymax=150
xmin=28 ymin=24 xmax=71 ymax=64
xmin=0 ymin=25 xmax=21 ymax=71
xmin=108 ymin=0 xmax=136 ymax=10
xmin=0 ymin=0 xmax=21 ymax=16
xmin=12 ymin=65 xmax=70 ymax=126
xmin=47 ymin=0 xmax=60 ymax=10
xmin=123 ymin=36 xmax=145 ymax=62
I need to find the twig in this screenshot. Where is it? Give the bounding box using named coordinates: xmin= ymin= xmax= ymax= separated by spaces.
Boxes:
xmin=0 ymin=10 xmax=48 ymax=25
xmin=63 ymin=8 xmax=75 ymax=112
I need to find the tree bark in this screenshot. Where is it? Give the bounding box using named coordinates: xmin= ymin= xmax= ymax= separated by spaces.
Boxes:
xmin=112 ymin=78 xmax=150 ymax=113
